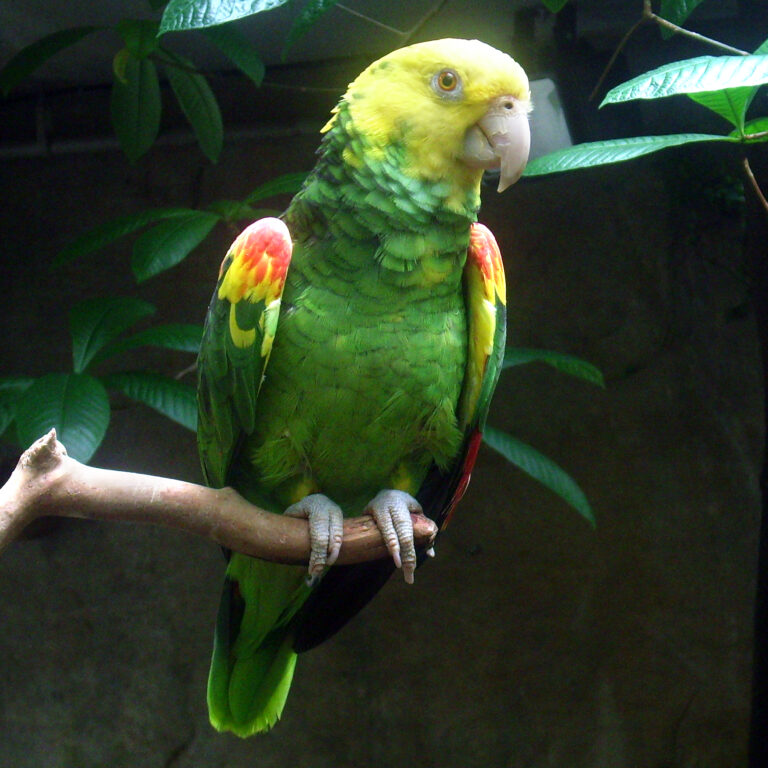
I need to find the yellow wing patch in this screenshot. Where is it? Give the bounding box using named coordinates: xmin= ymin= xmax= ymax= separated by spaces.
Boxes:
xmin=459 ymin=222 xmax=506 ymax=428
xmin=218 ymin=218 xmax=293 ymax=351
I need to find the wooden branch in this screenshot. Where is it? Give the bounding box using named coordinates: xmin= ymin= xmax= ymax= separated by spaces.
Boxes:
xmin=0 ymin=430 xmax=437 ymax=563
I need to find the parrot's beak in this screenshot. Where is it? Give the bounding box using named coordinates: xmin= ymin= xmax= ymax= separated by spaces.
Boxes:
xmin=462 ymin=96 xmax=531 ymax=192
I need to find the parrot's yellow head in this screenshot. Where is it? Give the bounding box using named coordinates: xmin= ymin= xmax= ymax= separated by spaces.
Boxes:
xmin=324 ymin=38 xmax=532 ymax=202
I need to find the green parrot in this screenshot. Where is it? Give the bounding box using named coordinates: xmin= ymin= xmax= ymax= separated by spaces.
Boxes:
xmin=197 ymin=38 xmax=531 ymax=736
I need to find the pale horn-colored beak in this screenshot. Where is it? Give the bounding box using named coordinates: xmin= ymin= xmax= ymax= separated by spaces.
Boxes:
xmin=462 ymin=96 xmax=531 ymax=192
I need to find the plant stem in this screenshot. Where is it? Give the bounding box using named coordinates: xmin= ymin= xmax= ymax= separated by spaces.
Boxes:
xmin=743 ymin=157 xmax=768 ymax=216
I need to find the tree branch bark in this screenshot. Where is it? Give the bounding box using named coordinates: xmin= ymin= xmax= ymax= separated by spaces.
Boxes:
xmin=0 ymin=429 xmax=437 ymax=563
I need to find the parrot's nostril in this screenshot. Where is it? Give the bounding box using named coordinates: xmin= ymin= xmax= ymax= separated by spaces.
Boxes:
xmin=503 ymin=100 xmax=513 ymax=110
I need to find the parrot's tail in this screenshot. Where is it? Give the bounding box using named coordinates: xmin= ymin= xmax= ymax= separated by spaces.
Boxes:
xmin=207 ymin=557 xmax=306 ymax=736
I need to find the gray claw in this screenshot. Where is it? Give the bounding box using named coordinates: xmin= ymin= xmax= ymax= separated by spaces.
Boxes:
xmin=285 ymin=493 xmax=344 ymax=580
xmin=365 ymin=490 xmax=422 ymax=584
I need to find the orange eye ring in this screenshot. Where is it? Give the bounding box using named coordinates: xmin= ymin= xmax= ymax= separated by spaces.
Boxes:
xmin=436 ymin=69 xmax=459 ymax=92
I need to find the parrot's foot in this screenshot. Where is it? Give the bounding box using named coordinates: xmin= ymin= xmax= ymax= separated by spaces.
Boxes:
xmin=365 ymin=490 xmax=424 ymax=584
xmin=285 ymin=494 xmax=344 ymax=584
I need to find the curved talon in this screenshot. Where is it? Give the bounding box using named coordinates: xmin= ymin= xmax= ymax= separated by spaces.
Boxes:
xmin=365 ymin=490 xmax=422 ymax=584
xmin=284 ymin=493 xmax=344 ymax=580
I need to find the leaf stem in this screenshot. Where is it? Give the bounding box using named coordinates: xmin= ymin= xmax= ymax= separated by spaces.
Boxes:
xmin=743 ymin=157 xmax=768 ymax=217
xmin=335 ymin=4 xmax=405 ymax=36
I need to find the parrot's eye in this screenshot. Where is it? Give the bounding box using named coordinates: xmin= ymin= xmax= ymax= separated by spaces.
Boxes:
xmin=432 ymin=69 xmax=462 ymax=98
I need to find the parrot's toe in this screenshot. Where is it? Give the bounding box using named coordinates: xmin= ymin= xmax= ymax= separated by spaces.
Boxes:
xmin=284 ymin=493 xmax=344 ymax=582
xmin=365 ymin=490 xmax=422 ymax=584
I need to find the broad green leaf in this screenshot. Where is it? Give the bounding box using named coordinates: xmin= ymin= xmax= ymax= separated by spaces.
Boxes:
xmin=740 ymin=117 xmax=768 ymax=141
xmin=102 ymin=371 xmax=197 ymax=430
xmin=160 ymin=0 xmax=291 ymax=34
xmin=659 ymin=0 xmax=705 ymax=37
xmin=98 ymin=323 xmax=203 ymax=361
xmin=116 ymin=19 xmax=161 ymax=59
xmin=523 ymin=134 xmax=736 ymax=176
xmin=110 ymin=51 xmax=162 ymax=162
xmin=54 ymin=207 xmax=194 ymax=266
xmin=483 ymin=426 xmax=594 ymax=526
xmin=15 ymin=373 xmax=110 ymax=463
xmin=502 ymin=348 xmax=605 ymax=387
xmin=601 ymin=55 xmax=768 ymax=105
xmin=688 ymin=87 xmax=754 ymax=130
xmin=69 ymin=297 xmax=156 ymax=372
xmin=163 ymin=51 xmax=223 ymax=162
xmin=0 ymin=377 xmax=35 ymax=438
xmin=541 ymin=0 xmax=570 ymax=11
xmin=0 ymin=26 xmax=100 ymax=96
xmin=246 ymin=171 xmax=308 ymax=203
xmin=132 ymin=211 xmax=221 ymax=282
xmin=284 ymin=0 xmax=339 ymax=55
xmin=201 ymin=24 xmax=265 ymax=86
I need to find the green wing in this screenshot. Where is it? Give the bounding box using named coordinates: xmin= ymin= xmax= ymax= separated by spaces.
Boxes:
xmin=197 ymin=217 xmax=292 ymax=488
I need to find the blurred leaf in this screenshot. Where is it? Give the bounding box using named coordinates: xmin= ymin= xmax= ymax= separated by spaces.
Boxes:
xmin=110 ymin=51 xmax=162 ymax=162
xmin=132 ymin=211 xmax=221 ymax=282
xmin=540 ymin=0 xmax=570 ymax=11
xmin=0 ymin=26 xmax=100 ymax=96
xmin=246 ymin=171 xmax=308 ymax=203
xmin=524 ymin=134 xmax=736 ymax=176
xmin=98 ymin=323 xmax=204 ymax=362
xmin=483 ymin=426 xmax=594 ymax=526
xmin=15 ymin=373 xmax=110 ymax=463
xmin=202 ymin=24 xmax=265 ymax=86
xmin=659 ymin=0 xmax=705 ymax=37
xmin=0 ymin=377 xmax=35 ymax=438
xmin=163 ymin=51 xmax=223 ymax=162
xmin=54 ymin=207 xmax=193 ymax=267
xmin=160 ymin=0 xmax=291 ymax=34
xmin=116 ymin=19 xmax=161 ymax=58
xmin=284 ymin=0 xmax=339 ymax=54
xmin=502 ymin=348 xmax=604 ymax=387
xmin=601 ymin=55 xmax=768 ymax=105
xmin=102 ymin=371 xmax=197 ymax=430
xmin=69 ymin=297 xmax=156 ymax=373
xmin=206 ymin=199 xmax=263 ymax=221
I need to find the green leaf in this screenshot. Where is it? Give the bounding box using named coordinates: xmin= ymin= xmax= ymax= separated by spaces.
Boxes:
xmin=116 ymin=19 xmax=161 ymax=59
xmin=132 ymin=211 xmax=221 ymax=282
xmin=688 ymin=87 xmax=754 ymax=129
xmin=540 ymin=0 xmax=570 ymax=11
xmin=284 ymin=0 xmax=339 ymax=55
xmin=659 ymin=0 xmax=705 ymax=37
xmin=201 ymin=24 xmax=265 ymax=86
xmin=159 ymin=0 xmax=291 ymax=34
xmin=246 ymin=171 xmax=308 ymax=203
xmin=69 ymin=297 xmax=156 ymax=372
xmin=0 ymin=377 xmax=35 ymax=438
xmin=15 ymin=373 xmax=110 ymax=463
xmin=110 ymin=51 xmax=162 ymax=163
xmin=0 ymin=26 xmax=100 ymax=96
xmin=102 ymin=371 xmax=197 ymax=430
xmin=54 ymin=207 xmax=194 ymax=267
xmin=523 ymin=134 xmax=737 ymax=176
xmin=502 ymin=347 xmax=604 ymax=387
xmin=99 ymin=323 xmax=204 ymax=361
xmin=740 ymin=116 xmax=768 ymax=141
xmin=162 ymin=51 xmax=223 ymax=162
xmin=601 ymin=55 xmax=768 ymax=105
xmin=483 ymin=426 xmax=594 ymax=526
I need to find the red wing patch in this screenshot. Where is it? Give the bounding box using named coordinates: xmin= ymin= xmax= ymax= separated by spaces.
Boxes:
xmin=468 ymin=222 xmax=506 ymax=306
xmin=218 ymin=217 xmax=292 ymax=306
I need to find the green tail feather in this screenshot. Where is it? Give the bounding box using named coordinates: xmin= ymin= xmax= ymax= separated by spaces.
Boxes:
xmin=207 ymin=555 xmax=308 ymax=736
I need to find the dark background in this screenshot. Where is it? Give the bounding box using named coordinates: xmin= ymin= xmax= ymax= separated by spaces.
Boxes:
xmin=0 ymin=1 xmax=764 ymax=765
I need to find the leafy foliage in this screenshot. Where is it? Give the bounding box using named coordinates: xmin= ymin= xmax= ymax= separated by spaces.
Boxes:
xmin=159 ymin=0 xmax=292 ymax=34
xmin=483 ymin=427 xmax=595 ymax=526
